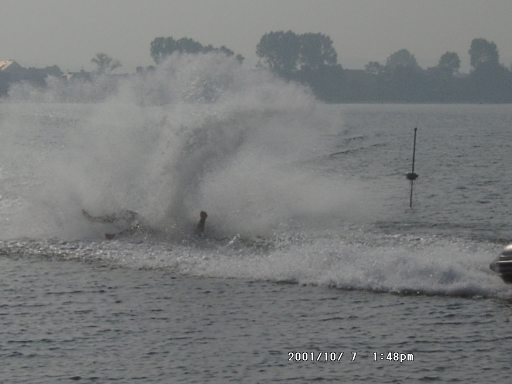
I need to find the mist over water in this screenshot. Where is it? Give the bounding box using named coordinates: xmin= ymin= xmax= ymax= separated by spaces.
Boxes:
xmin=0 ymin=54 xmax=508 ymax=298
xmin=1 ymin=54 xmax=370 ymax=239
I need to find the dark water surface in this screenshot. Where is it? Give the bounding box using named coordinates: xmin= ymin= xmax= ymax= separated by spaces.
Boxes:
xmin=2 ymin=255 xmax=512 ymax=384
xmin=2 ymin=103 xmax=512 ymax=383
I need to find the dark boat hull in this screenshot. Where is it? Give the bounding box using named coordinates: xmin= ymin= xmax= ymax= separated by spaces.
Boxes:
xmin=490 ymin=244 xmax=512 ymax=283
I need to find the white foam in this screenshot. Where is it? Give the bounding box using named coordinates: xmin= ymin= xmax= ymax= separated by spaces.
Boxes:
xmin=2 ymin=230 xmax=506 ymax=298
xmin=0 ymin=53 xmax=380 ymax=240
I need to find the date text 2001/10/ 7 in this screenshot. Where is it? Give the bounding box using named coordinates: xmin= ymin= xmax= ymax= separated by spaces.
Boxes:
xmin=288 ymin=352 xmax=356 ymax=362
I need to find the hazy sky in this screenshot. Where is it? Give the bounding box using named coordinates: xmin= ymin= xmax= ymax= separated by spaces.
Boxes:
xmin=1 ymin=0 xmax=512 ymax=72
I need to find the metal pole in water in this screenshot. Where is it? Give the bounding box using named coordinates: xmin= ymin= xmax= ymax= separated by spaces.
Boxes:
xmin=406 ymin=127 xmax=418 ymax=208
xmin=409 ymin=179 xmax=414 ymax=208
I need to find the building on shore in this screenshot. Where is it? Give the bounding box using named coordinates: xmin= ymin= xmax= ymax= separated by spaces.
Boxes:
xmin=0 ymin=59 xmax=24 ymax=74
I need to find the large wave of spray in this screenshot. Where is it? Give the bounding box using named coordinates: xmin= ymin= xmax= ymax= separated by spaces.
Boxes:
xmin=0 ymin=55 xmax=505 ymax=297
xmin=0 ymin=53 xmax=376 ymax=240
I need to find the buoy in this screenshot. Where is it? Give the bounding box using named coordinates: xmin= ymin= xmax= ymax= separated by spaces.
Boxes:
xmin=407 ymin=127 xmax=418 ymax=208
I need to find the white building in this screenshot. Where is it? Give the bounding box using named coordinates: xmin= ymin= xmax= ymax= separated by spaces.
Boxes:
xmin=0 ymin=59 xmax=24 ymax=73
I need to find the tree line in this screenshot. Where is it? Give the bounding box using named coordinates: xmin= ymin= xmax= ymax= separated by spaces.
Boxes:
xmin=148 ymin=32 xmax=512 ymax=102
xmin=252 ymin=32 xmax=512 ymax=102
xmin=348 ymin=38 xmax=512 ymax=103
xmin=2 ymin=32 xmax=511 ymax=103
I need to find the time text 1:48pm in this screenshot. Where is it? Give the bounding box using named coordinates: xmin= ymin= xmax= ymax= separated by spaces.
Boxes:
xmin=288 ymin=352 xmax=415 ymax=363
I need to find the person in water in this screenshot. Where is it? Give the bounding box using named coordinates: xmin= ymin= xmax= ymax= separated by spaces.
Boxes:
xmin=82 ymin=209 xmax=208 ymax=239
xmin=82 ymin=209 xmax=145 ymax=239
xmin=196 ymin=211 xmax=208 ymax=236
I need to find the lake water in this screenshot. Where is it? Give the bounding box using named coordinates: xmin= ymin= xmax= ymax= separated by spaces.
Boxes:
xmin=1 ymin=58 xmax=512 ymax=383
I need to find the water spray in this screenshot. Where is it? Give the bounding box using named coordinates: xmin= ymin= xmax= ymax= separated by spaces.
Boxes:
xmin=406 ymin=127 xmax=418 ymax=208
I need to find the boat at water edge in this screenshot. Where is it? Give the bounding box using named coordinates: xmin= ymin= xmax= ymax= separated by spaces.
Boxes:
xmin=490 ymin=244 xmax=512 ymax=283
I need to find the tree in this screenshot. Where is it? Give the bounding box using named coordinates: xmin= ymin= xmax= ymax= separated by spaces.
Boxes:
xmin=469 ymin=38 xmax=499 ymax=70
xmin=380 ymin=49 xmax=427 ymax=101
xmin=466 ymin=38 xmax=511 ymax=101
xmin=256 ymin=31 xmax=300 ymax=76
xmin=91 ymin=53 xmax=121 ymax=74
xmin=437 ymin=52 xmax=460 ymax=76
xmin=256 ymin=31 xmax=341 ymax=75
xmin=256 ymin=31 xmax=344 ymax=101
xmin=385 ymin=49 xmax=419 ymax=71
xmin=150 ymin=37 xmax=176 ymax=64
xmin=150 ymin=36 xmax=243 ymax=64
xmin=298 ymin=33 xmax=337 ymax=71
